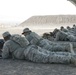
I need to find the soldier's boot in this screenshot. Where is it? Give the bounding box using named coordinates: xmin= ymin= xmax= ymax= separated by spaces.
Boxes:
xmin=71 ymin=54 xmax=76 ymax=66
xmin=69 ymin=43 xmax=75 ymax=54
xmin=69 ymin=43 xmax=76 ymax=66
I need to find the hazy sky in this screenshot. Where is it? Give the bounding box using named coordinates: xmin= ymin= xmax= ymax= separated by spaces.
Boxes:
xmin=0 ymin=0 xmax=76 ymax=23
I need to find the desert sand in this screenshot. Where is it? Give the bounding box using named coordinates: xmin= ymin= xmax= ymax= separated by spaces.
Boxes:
xmin=0 ymin=59 xmax=76 ymax=75
xmin=0 ymin=26 xmax=54 ymax=38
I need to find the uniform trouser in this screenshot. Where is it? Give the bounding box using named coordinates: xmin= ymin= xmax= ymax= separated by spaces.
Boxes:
xmin=38 ymin=39 xmax=72 ymax=52
xmin=24 ymin=45 xmax=74 ymax=64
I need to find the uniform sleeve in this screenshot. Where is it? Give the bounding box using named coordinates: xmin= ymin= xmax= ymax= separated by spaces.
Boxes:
xmin=2 ymin=43 xmax=10 ymax=59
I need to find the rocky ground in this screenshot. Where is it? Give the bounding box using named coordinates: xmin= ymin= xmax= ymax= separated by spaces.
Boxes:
xmin=0 ymin=59 xmax=76 ymax=75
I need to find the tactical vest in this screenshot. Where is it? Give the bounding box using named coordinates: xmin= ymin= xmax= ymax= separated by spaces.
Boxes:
xmin=10 ymin=34 xmax=29 ymax=47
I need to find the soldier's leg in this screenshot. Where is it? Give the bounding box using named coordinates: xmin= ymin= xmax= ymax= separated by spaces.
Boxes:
xmin=47 ymin=43 xmax=76 ymax=64
xmin=54 ymin=31 xmax=60 ymax=41
xmin=69 ymin=43 xmax=76 ymax=65
xmin=69 ymin=43 xmax=75 ymax=54
xmin=48 ymin=42 xmax=74 ymax=53
xmin=24 ymin=45 xmax=49 ymax=63
xmin=39 ymin=39 xmax=73 ymax=52
xmin=48 ymin=52 xmax=71 ymax=64
xmin=24 ymin=45 xmax=76 ymax=65
xmin=71 ymin=54 xmax=76 ymax=66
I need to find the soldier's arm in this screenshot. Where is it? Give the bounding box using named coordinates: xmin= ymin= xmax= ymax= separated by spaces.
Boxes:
xmin=2 ymin=44 xmax=10 ymax=59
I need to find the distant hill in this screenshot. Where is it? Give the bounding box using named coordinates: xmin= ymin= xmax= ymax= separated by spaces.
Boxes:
xmin=20 ymin=15 xmax=76 ymax=27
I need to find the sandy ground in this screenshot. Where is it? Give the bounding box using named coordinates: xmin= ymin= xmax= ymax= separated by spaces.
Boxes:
xmin=0 ymin=26 xmax=76 ymax=75
xmin=0 ymin=26 xmax=54 ymax=38
xmin=0 ymin=59 xmax=76 ymax=75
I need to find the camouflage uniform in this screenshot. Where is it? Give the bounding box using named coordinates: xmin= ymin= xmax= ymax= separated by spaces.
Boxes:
xmin=24 ymin=32 xmax=71 ymax=52
xmin=69 ymin=28 xmax=76 ymax=36
xmin=2 ymin=34 xmax=76 ymax=64
xmin=2 ymin=34 xmax=29 ymax=59
xmin=2 ymin=40 xmax=25 ymax=59
xmin=55 ymin=30 xmax=76 ymax=42
xmin=55 ymin=31 xmax=68 ymax=41
xmin=39 ymin=39 xmax=72 ymax=52
xmin=24 ymin=45 xmax=72 ymax=64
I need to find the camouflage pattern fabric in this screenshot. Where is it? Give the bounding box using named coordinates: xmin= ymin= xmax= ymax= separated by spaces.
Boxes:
xmin=24 ymin=32 xmax=73 ymax=52
xmin=24 ymin=45 xmax=76 ymax=64
xmin=25 ymin=32 xmax=42 ymax=45
xmin=38 ymin=39 xmax=71 ymax=52
xmin=10 ymin=34 xmax=29 ymax=47
xmin=2 ymin=39 xmax=25 ymax=59
xmin=48 ymin=52 xmax=71 ymax=64
xmin=24 ymin=45 xmax=49 ymax=63
xmin=67 ymin=35 xmax=76 ymax=42
xmin=2 ymin=39 xmax=76 ymax=65
xmin=55 ymin=31 xmax=68 ymax=41
xmin=55 ymin=29 xmax=76 ymax=42
xmin=2 ymin=34 xmax=30 ymax=59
